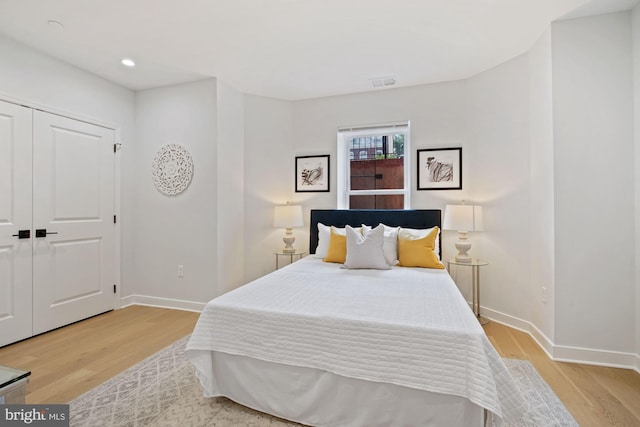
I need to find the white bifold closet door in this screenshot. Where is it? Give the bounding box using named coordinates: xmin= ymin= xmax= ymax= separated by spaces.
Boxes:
xmin=32 ymin=110 xmax=115 ymax=335
xmin=0 ymin=101 xmax=33 ymax=346
xmin=0 ymin=100 xmax=116 ymax=346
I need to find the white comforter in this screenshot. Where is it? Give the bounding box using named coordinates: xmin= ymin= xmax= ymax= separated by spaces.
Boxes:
xmin=186 ymin=257 xmax=527 ymax=424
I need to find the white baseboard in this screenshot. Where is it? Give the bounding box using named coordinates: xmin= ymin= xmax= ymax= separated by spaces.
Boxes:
xmin=481 ymin=306 xmax=555 ymax=360
xmin=528 ymin=323 xmax=555 ymax=360
xmin=481 ymin=306 xmax=530 ymax=332
xmin=120 ymin=294 xmax=205 ymax=313
xmin=481 ymin=306 xmax=639 ymax=372
xmin=553 ymin=345 xmax=639 ymax=372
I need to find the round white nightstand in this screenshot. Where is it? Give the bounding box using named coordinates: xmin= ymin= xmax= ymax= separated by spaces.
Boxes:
xmin=274 ymin=250 xmax=307 ymax=270
xmin=446 ymin=259 xmax=489 ymax=325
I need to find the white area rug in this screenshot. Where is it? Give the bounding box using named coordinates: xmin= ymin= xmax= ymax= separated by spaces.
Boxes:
xmin=69 ymin=336 xmax=578 ymax=426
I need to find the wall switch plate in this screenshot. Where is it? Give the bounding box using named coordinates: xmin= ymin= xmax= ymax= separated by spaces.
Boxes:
xmin=178 ymin=265 xmax=184 ymax=277
xmin=541 ymin=286 xmax=547 ymax=304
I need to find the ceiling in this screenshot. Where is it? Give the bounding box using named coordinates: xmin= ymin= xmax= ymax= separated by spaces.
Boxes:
xmin=0 ymin=0 xmax=637 ymax=100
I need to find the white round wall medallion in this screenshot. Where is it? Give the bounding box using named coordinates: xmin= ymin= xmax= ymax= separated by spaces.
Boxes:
xmin=152 ymin=144 xmax=194 ymax=196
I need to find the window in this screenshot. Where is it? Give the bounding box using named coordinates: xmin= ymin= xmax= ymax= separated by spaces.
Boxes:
xmin=337 ymin=122 xmax=410 ymax=209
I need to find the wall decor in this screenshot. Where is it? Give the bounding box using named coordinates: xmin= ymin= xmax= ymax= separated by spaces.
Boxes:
xmin=417 ymin=147 xmax=462 ymax=190
xmin=152 ymin=144 xmax=194 ymax=196
xmin=295 ymin=155 xmax=330 ymax=192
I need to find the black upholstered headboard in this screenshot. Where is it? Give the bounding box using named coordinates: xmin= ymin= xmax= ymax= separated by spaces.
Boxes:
xmin=309 ymin=209 xmax=442 ymax=254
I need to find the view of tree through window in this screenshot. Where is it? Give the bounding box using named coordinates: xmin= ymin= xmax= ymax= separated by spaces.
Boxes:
xmin=348 ymin=133 xmax=405 ymax=209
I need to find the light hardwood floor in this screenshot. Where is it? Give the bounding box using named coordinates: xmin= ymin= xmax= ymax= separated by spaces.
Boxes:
xmin=0 ymin=306 xmax=638 ymax=426
xmin=484 ymin=321 xmax=640 ymax=427
xmin=0 ymin=305 xmax=199 ymax=403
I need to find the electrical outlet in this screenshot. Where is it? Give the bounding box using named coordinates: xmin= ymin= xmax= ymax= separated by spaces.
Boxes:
xmin=178 ymin=265 xmax=184 ymax=278
xmin=541 ymin=286 xmax=547 ymax=304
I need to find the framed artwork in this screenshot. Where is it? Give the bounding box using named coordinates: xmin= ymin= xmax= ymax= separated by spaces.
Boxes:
xmin=295 ymin=155 xmax=330 ymax=192
xmin=417 ymin=147 xmax=462 ymax=190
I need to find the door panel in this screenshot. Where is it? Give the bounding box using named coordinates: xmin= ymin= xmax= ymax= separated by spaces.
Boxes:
xmin=50 ymin=238 xmax=102 ymax=304
xmin=33 ymin=111 xmax=115 ymax=335
xmin=0 ymin=100 xmax=33 ymax=347
xmin=52 ymin=127 xmax=102 ymax=220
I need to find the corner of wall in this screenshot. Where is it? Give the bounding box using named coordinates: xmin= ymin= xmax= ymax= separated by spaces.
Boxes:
xmin=216 ymin=79 xmax=246 ymax=294
xmin=243 ymin=94 xmax=295 ymax=283
xmin=528 ymin=25 xmax=556 ymax=344
xmin=632 ymin=0 xmax=640 ymax=375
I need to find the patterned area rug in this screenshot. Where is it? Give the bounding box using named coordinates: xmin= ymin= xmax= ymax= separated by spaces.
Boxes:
xmin=69 ymin=336 xmax=578 ymax=427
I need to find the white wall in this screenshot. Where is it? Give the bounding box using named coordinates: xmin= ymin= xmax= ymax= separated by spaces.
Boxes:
xmin=552 ymin=13 xmax=635 ymax=354
xmin=528 ymin=28 xmax=556 ymax=344
xmin=133 ymin=79 xmax=219 ymax=305
xmin=0 ymin=35 xmax=136 ymax=298
xmin=216 ymin=81 xmax=245 ymax=294
xmin=465 ymin=55 xmax=533 ymax=324
xmin=633 ymin=4 xmax=640 ymax=368
xmin=243 ymin=95 xmax=294 ymax=282
xmin=293 ymin=82 xmax=469 ymax=217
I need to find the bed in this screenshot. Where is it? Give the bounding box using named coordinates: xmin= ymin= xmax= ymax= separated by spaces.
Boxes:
xmin=186 ymin=209 xmax=527 ymax=426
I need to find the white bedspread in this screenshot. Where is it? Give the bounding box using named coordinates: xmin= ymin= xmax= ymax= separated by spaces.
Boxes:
xmin=186 ymin=257 xmax=527 ymax=424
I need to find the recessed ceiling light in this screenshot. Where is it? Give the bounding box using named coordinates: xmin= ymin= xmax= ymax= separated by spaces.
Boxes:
xmin=47 ymin=20 xmax=64 ymax=29
xmin=121 ymin=58 xmax=136 ymax=67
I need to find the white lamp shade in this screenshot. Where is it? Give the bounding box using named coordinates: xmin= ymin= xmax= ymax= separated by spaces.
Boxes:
xmin=273 ymin=205 xmax=304 ymax=228
xmin=443 ymin=205 xmax=484 ymax=232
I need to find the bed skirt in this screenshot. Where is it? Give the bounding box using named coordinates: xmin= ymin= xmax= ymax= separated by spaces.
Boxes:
xmin=190 ymin=350 xmax=484 ymax=427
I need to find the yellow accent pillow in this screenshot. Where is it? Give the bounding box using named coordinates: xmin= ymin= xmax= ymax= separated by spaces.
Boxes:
xmin=323 ymin=227 xmax=347 ymax=263
xmin=397 ymin=226 xmax=444 ymax=269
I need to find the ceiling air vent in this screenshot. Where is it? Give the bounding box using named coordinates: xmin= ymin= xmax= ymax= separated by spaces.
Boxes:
xmin=370 ymin=76 xmax=396 ymax=88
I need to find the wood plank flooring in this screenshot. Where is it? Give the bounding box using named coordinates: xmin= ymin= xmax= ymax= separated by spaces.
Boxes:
xmin=484 ymin=321 xmax=640 ymax=427
xmin=0 ymin=306 xmax=638 ymax=427
xmin=0 ymin=305 xmax=199 ymax=403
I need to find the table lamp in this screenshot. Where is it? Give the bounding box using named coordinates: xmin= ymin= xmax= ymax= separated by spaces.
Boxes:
xmin=274 ymin=204 xmax=304 ymax=253
xmin=443 ymin=204 xmax=484 ymax=263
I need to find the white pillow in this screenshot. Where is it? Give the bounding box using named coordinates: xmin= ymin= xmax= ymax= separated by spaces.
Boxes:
xmin=315 ymin=223 xmax=351 ymax=258
xmin=398 ymin=227 xmax=441 ymax=259
xmin=344 ymin=225 xmax=390 ymax=270
xmin=314 ymin=223 xmax=330 ymax=258
xmin=362 ymin=224 xmax=400 ymax=266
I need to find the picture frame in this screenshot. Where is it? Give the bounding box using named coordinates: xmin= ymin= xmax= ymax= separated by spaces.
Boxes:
xmin=295 ymin=155 xmax=330 ymax=192
xmin=417 ymin=147 xmax=462 ymax=190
